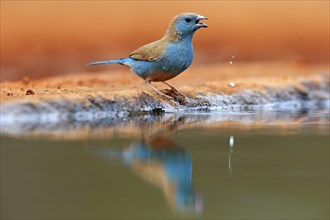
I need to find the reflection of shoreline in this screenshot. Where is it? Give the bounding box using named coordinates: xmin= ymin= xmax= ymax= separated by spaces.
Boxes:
xmin=1 ymin=108 xmax=329 ymax=138
xmin=91 ymin=135 xmax=203 ymax=213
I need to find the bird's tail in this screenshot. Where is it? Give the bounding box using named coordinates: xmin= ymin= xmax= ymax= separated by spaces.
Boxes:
xmin=87 ymin=58 xmax=129 ymax=66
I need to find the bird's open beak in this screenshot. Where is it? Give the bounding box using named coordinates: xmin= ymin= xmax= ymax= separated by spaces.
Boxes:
xmin=195 ymin=15 xmax=208 ymax=28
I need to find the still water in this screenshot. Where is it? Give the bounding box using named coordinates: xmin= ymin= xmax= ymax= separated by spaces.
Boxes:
xmin=1 ymin=111 xmax=329 ymax=219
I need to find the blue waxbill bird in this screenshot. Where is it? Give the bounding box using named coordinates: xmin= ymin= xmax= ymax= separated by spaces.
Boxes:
xmin=88 ymin=12 xmax=208 ymax=98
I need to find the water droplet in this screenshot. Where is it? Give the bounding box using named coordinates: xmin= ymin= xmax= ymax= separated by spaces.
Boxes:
xmin=229 ymin=55 xmax=235 ymax=64
xmin=228 ymin=135 xmax=235 ymax=175
xmin=229 ymin=135 xmax=234 ymax=147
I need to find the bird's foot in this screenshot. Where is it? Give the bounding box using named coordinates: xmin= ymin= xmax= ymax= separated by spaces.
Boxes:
xmin=171 ymin=88 xmax=185 ymax=97
xmin=159 ymin=91 xmax=175 ymax=101
xmin=163 ymin=89 xmax=187 ymax=105
xmin=146 ymin=81 xmax=187 ymax=104
xmin=146 ymin=82 xmax=174 ymax=101
xmin=162 ymin=81 xmax=186 ymax=97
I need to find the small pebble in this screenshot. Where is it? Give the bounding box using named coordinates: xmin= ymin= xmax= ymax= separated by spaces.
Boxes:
xmin=26 ymin=89 xmax=35 ymax=95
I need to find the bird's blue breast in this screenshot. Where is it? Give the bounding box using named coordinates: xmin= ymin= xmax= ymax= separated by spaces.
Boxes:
xmin=162 ymin=39 xmax=194 ymax=73
xmin=125 ymin=37 xmax=194 ymax=82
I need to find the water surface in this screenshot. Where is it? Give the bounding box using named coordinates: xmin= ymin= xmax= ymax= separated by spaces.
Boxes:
xmin=1 ymin=110 xmax=329 ymax=219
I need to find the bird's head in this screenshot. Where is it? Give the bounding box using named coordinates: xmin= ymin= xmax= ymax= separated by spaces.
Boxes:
xmin=165 ymin=13 xmax=208 ymax=41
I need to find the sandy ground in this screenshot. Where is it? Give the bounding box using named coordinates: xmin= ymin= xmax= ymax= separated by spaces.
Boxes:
xmin=0 ymin=62 xmax=328 ymax=104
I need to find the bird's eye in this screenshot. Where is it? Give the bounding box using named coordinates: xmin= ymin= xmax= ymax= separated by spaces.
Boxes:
xmin=185 ymin=18 xmax=191 ymax=23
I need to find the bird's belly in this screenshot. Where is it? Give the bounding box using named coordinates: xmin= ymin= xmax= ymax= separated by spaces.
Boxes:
xmin=130 ymin=59 xmax=188 ymax=82
xmin=145 ymin=71 xmax=179 ymax=82
xmin=145 ymin=59 xmax=189 ymax=82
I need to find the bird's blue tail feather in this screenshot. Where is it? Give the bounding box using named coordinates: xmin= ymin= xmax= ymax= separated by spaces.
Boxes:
xmin=87 ymin=58 xmax=129 ymax=66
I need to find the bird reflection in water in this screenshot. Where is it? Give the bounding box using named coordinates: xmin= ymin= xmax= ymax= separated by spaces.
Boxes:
xmin=91 ymin=133 xmax=203 ymax=214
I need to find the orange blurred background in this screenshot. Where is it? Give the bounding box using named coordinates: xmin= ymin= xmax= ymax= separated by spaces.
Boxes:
xmin=1 ymin=1 xmax=329 ymax=81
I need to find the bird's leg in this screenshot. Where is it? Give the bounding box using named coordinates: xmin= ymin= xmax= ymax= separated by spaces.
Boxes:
xmin=146 ymin=81 xmax=173 ymax=99
xmin=162 ymin=81 xmax=178 ymax=92
xmin=162 ymin=81 xmax=185 ymax=96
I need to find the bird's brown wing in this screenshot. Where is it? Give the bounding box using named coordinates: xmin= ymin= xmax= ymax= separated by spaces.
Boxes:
xmin=129 ymin=39 xmax=167 ymax=61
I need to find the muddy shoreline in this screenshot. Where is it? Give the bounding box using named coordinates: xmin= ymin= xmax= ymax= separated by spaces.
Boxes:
xmin=1 ymin=77 xmax=329 ymax=137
